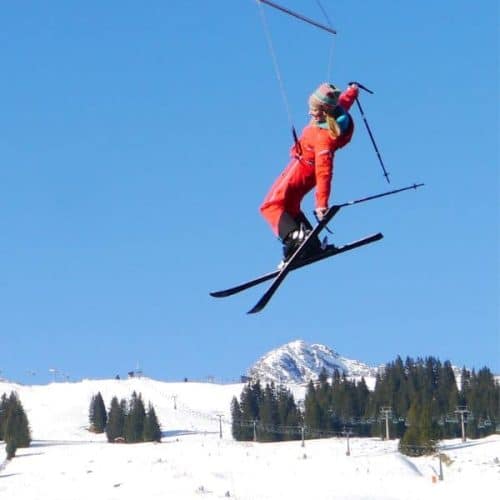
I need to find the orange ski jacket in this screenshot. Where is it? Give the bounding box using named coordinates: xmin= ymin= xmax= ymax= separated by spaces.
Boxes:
xmin=294 ymin=85 xmax=358 ymax=209
xmin=260 ymin=85 xmax=358 ymax=236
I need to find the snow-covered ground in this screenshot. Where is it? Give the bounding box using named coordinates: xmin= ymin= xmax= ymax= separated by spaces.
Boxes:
xmin=0 ymin=378 xmax=499 ymax=500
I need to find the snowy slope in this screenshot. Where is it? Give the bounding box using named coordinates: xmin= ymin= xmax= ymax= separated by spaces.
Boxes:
xmin=1 ymin=378 xmax=499 ymax=500
xmin=0 ymin=378 xmax=243 ymax=441
xmin=248 ymin=340 xmax=379 ymax=386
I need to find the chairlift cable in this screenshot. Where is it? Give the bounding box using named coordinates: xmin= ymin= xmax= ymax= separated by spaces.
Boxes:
xmin=255 ymin=0 xmax=300 ymax=150
xmin=315 ymin=0 xmax=336 ymax=80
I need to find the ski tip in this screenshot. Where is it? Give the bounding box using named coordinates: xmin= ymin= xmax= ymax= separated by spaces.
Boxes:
xmin=210 ymin=291 xmax=231 ymax=298
xmin=210 ymin=290 xmax=232 ymax=299
xmin=366 ymin=232 xmax=383 ymax=244
xmin=247 ymin=300 xmax=268 ymax=314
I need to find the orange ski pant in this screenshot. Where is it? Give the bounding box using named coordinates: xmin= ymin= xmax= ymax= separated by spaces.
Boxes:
xmin=260 ymin=158 xmax=314 ymax=239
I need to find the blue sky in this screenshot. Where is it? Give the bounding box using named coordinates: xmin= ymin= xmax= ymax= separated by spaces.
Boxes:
xmin=1 ymin=0 xmax=498 ymax=384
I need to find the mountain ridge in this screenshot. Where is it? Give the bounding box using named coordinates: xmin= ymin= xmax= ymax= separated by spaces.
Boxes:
xmin=246 ymin=340 xmax=498 ymax=389
xmin=247 ymin=340 xmax=380 ymax=386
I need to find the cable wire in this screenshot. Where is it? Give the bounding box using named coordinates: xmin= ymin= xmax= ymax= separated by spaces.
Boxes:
xmin=315 ymin=0 xmax=335 ymax=80
xmin=256 ymin=0 xmax=294 ymax=129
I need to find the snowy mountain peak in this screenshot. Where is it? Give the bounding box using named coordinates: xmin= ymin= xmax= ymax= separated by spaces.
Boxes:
xmin=248 ymin=340 xmax=378 ymax=385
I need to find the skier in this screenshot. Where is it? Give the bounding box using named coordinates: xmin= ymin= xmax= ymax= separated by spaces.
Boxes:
xmin=260 ymin=82 xmax=359 ymax=263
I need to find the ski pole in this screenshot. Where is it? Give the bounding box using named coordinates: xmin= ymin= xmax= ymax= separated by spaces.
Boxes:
xmin=339 ymin=183 xmax=424 ymax=208
xmin=349 ymin=81 xmax=390 ymax=184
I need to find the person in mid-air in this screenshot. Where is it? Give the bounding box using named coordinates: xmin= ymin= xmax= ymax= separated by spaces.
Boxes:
xmin=260 ymin=82 xmax=359 ymax=264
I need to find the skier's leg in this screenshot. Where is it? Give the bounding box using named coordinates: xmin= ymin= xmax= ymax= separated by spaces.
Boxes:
xmin=260 ymin=204 xmax=302 ymax=259
xmin=277 ymin=211 xmax=300 ymax=241
xmin=295 ymin=211 xmax=313 ymax=231
xmin=259 ymin=158 xmax=301 ymax=236
xmin=260 ymin=202 xmax=286 ymax=237
xmin=295 ymin=211 xmax=324 ymax=253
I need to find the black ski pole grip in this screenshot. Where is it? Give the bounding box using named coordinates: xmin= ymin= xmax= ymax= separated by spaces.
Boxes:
xmin=292 ymin=126 xmax=303 ymax=156
xmin=348 ymin=81 xmax=374 ymax=94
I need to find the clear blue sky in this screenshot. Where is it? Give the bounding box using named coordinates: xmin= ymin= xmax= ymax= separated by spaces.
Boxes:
xmin=1 ymin=1 xmax=498 ymax=384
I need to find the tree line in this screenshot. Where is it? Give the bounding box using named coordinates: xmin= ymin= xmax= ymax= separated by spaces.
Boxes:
xmin=89 ymin=391 xmax=162 ymax=443
xmin=231 ymin=383 xmax=302 ymax=442
xmin=231 ymin=356 xmax=500 ymax=455
xmin=0 ymin=392 xmax=31 ymax=459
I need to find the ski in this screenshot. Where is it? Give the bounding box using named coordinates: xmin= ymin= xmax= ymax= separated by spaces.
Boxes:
xmin=210 ymin=232 xmax=383 ymax=298
xmin=246 ymin=203 xmax=351 ymax=314
xmin=210 ymin=183 xmax=423 ymax=313
xmin=247 ymin=184 xmax=422 ymax=313
xmin=211 ymin=203 xmax=340 ymax=303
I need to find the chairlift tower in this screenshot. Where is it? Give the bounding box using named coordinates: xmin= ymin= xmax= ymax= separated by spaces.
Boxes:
xmin=454 ymin=406 xmax=470 ymax=442
xmin=341 ymin=426 xmax=353 ymax=456
xmin=216 ymin=414 xmax=224 ymax=439
xmin=252 ymin=419 xmax=258 ymax=442
xmin=300 ymin=424 xmax=306 ymax=448
xmin=380 ymin=407 xmax=392 ymax=440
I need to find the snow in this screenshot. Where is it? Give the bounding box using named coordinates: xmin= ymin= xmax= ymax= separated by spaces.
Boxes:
xmin=247 ymin=340 xmax=493 ymax=393
xmin=248 ymin=340 xmax=379 ymax=387
xmin=1 ymin=378 xmax=499 ymax=500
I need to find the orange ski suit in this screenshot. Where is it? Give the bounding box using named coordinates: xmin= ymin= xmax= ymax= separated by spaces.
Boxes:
xmin=260 ymin=85 xmax=358 ymax=238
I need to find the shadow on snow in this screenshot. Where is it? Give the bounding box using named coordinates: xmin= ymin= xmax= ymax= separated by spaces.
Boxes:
xmin=162 ymin=429 xmax=218 ymax=438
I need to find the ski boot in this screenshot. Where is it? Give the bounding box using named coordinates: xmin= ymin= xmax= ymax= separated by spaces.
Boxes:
xmin=277 ymin=225 xmax=327 ymax=270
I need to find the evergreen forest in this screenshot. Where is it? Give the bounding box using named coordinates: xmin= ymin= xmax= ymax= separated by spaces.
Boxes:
xmin=231 ymin=356 xmax=500 ymax=456
xmin=89 ymin=391 xmax=162 ymax=444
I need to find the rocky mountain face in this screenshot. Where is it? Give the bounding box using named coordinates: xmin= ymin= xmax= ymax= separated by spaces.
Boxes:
xmin=247 ymin=340 xmax=379 ymax=385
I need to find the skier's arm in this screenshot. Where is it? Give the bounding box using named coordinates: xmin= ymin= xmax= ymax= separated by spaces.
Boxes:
xmin=314 ymin=141 xmax=334 ymax=210
xmin=338 ymin=84 xmax=359 ymax=111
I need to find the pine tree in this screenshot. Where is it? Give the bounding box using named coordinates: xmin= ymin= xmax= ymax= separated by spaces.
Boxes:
xmin=259 ymin=383 xmax=279 ymax=442
xmin=355 ymin=377 xmax=373 ymax=437
xmin=230 ymin=396 xmax=243 ymax=441
xmin=89 ymin=394 xmax=96 ymax=429
xmin=399 ymin=399 xmax=438 ymax=456
xmin=465 ymin=367 xmax=500 ymax=438
xmin=3 ymin=392 xmax=31 ymax=450
xmin=339 ymin=376 xmax=356 ymax=424
xmin=277 ymin=385 xmax=301 ymax=440
xmin=438 ymin=361 xmax=459 ymax=414
xmin=241 ymin=380 xmax=262 ymax=422
xmin=124 ymin=392 xmax=146 ymax=443
xmin=0 ymin=393 xmax=8 ymax=440
xmin=304 ymin=380 xmax=324 ymax=433
xmin=89 ymin=392 xmax=107 ymax=433
xmin=458 ymin=367 xmax=471 ymax=406
xmin=232 ymin=382 xmax=303 ymax=443
xmin=143 ymin=404 xmax=162 ymax=442
xmin=238 ymin=381 xmax=261 ymax=441
xmin=355 ymin=378 xmax=370 ymax=417
xmin=106 ymin=397 xmax=125 ymax=443
xmin=399 ymin=401 xmax=421 ymax=456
